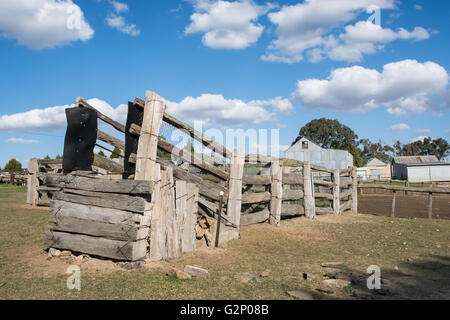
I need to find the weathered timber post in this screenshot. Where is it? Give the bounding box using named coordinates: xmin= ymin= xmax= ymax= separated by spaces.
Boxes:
xmin=428 ymin=184 xmax=433 ymax=219
xmin=27 ymin=158 xmax=39 ymax=206
xmin=351 ymin=167 xmax=358 ymax=214
xmin=165 ymin=167 xmax=178 ymax=259
xmin=227 ymin=149 xmax=244 ymax=231
xmin=149 ymin=164 xmax=164 ymax=261
xmin=183 ymin=183 xmax=199 ymax=253
xmin=333 ymin=169 xmax=340 ymax=216
xmin=303 ymin=162 xmax=314 ymax=219
xmin=175 ymin=180 xmax=187 ymax=257
xmin=135 ymin=90 xmax=166 ymax=181
xmin=270 ymin=160 xmax=283 ymax=226
xmin=391 ymin=190 xmax=396 ymax=218
xmin=405 ymin=181 xmax=409 ymax=196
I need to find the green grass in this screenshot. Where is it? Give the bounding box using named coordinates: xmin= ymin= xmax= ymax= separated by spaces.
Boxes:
xmin=0 ymin=186 xmax=449 ymax=300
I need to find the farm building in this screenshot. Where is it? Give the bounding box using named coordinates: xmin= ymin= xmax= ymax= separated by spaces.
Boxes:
xmin=284 ymin=137 xmax=353 ymax=170
xmin=392 ymin=156 xmax=450 ymax=182
xmin=357 ymin=158 xmax=391 ymax=181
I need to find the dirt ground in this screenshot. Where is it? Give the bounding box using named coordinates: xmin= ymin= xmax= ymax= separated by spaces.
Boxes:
xmin=359 ymin=194 xmax=450 ymax=220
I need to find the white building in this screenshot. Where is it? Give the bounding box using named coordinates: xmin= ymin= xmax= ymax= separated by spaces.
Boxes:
xmin=392 ymin=156 xmax=450 ymax=182
xmin=284 ymin=137 xmax=353 ymax=170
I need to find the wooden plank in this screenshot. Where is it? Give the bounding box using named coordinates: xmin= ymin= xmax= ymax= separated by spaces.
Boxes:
xmin=351 ymin=168 xmax=358 ymax=213
xmin=39 ymin=159 xmax=63 ymax=166
xmin=176 ymin=180 xmax=187 ymax=255
xmin=240 ymin=210 xmax=270 ymax=226
xmin=340 ymin=178 xmax=353 ymax=187
xmin=428 ymin=190 xmax=433 ymax=219
xmin=282 ymin=173 xmax=304 ymax=185
xmin=303 ymin=162 xmax=314 ymax=219
xmin=314 ymin=179 xmax=333 ymax=187
xmin=333 ymin=170 xmax=340 ymax=216
xmin=135 ymin=90 xmax=166 ymax=181
xmin=53 ymin=189 xmax=150 ymax=213
xmin=315 ymin=192 xmax=333 ymax=200
xmin=93 ymin=154 xmax=123 ymax=173
xmin=270 ymin=160 xmax=282 ymax=226
xmin=45 ymin=231 xmax=146 ymax=261
xmin=134 ymin=97 xmax=232 ymax=159
xmin=46 ymin=174 xmax=153 ymax=194
xmin=242 ymin=191 xmax=271 ymax=204
xmin=339 ymin=188 xmax=352 ymax=200
xmin=281 ymin=204 xmax=305 ymax=217
xmin=27 ymin=158 xmax=39 ymax=206
xmin=340 ymin=199 xmax=352 ymax=213
xmin=227 ymin=149 xmax=244 ymax=228
xmin=150 ymin=164 xmax=165 ymax=261
xmin=76 ymin=97 xmax=126 ymax=133
xmin=165 ymin=167 xmax=179 ymax=259
xmin=282 ymin=189 xmax=304 ymax=201
xmin=242 ymin=174 xmax=271 ymax=185
xmin=182 ymin=183 xmax=198 ymax=253
xmin=97 ymin=130 xmax=125 ymax=151
xmin=316 ymin=207 xmax=333 ymax=215
xmin=391 ymin=190 xmax=396 ymax=218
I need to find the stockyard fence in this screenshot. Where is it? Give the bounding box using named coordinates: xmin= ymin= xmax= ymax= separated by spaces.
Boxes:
xmin=25 ymin=89 xmax=358 ymax=263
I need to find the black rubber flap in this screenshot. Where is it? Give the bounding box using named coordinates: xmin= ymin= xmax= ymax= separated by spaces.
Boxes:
xmin=63 ymin=107 xmax=97 ymax=174
xmin=123 ymin=102 xmax=143 ymax=179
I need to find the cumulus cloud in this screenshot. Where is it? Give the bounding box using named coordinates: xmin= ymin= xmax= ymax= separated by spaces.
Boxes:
xmin=414 ymin=4 xmax=423 ymax=11
xmin=292 ymin=59 xmax=449 ymax=116
xmin=262 ymin=0 xmax=430 ymax=63
xmin=0 ymin=99 xmax=127 ymax=132
xmin=390 ymin=123 xmax=410 ymax=131
xmin=0 ymin=0 xmax=94 ymax=49
xmin=106 ymin=0 xmax=140 ymax=36
xmin=166 ymin=94 xmax=292 ymax=127
xmin=185 ymin=0 xmax=276 ymax=49
xmin=7 ymin=138 xmax=39 ymax=144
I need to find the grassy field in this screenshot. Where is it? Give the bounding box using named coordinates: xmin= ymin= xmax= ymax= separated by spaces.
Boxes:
xmin=0 ymin=184 xmax=449 ymax=300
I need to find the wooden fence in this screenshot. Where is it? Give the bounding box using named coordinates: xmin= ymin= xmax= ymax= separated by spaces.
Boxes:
xmin=358 ymin=183 xmax=450 ymax=219
xmin=27 ymin=89 xmax=359 ymax=262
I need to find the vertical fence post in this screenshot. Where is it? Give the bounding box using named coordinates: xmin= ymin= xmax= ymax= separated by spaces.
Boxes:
xmin=333 ymin=169 xmax=340 ymax=216
xmin=428 ymin=184 xmax=433 ymax=219
xmin=27 ymin=158 xmax=39 ymax=206
xmin=303 ymin=162 xmax=314 ymax=219
xmin=391 ymin=190 xmax=396 ymax=218
xmin=183 ymin=183 xmax=198 ymax=253
xmin=227 ymin=149 xmax=244 ymax=229
xmin=270 ymin=160 xmax=283 ymax=226
xmin=351 ymin=167 xmax=358 ymax=214
xmin=149 ymin=164 xmax=164 ymax=261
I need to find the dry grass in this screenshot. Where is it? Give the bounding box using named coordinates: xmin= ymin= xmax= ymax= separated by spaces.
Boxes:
xmin=0 ymin=184 xmax=449 ymax=300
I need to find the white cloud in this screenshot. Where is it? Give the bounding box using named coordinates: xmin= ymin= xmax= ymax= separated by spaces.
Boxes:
xmin=292 ymin=59 xmax=449 ymax=116
xmin=415 ymin=129 xmax=432 ymax=134
xmin=7 ymin=138 xmax=39 ymax=144
xmin=0 ymin=99 xmax=127 ymax=132
xmin=411 ymin=136 xmax=431 ymax=143
xmin=414 ymin=4 xmax=423 ymax=11
xmin=106 ymin=0 xmax=140 ymax=36
xmin=262 ymin=0 xmax=430 ymax=63
xmin=0 ymin=0 xmax=94 ymax=49
xmin=390 ymin=123 xmax=409 ymax=131
xmin=185 ymin=0 xmax=276 ymax=50
xmin=166 ymin=94 xmax=291 ymax=127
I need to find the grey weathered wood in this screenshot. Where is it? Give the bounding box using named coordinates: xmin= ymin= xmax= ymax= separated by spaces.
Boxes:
xmin=227 ymin=149 xmax=244 ymax=228
xmin=428 ymin=187 xmax=433 ymax=219
xmin=76 ymin=97 xmax=126 ymax=133
xmin=27 ymin=158 xmax=39 ymax=206
xmin=97 ymin=130 xmax=125 ymax=151
xmin=150 ymin=164 xmax=165 ymax=261
xmin=391 ymin=190 xmax=396 ymax=218
xmin=340 ymin=178 xmax=353 ymax=187
xmin=303 ymin=162 xmax=314 ymax=219
xmin=316 ymin=207 xmax=334 ymax=215
xmin=270 ymin=160 xmax=283 ymax=226
xmin=45 ymin=231 xmax=146 ymax=261
xmin=134 ymin=97 xmax=232 ymax=159
xmin=333 ymin=169 xmax=340 ymax=216
xmin=281 ymin=204 xmax=305 ymax=217
xmin=182 ymin=183 xmax=198 ymax=253
xmin=340 ymin=199 xmax=352 ymax=213
xmin=53 ymin=189 xmax=150 ymax=213
xmin=165 ymin=167 xmax=179 ymax=259
xmin=46 ymin=174 xmax=153 ymax=194
xmin=243 ymin=174 xmax=271 ymax=185
xmin=282 ymin=173 xmax=304 ymax=185
xmin=282 ymin=189 xmax=304 ymax=201
xmin=135 ymin=90 xmax=166 ymax=181
xmin=242 ymin=191 xmax=271 ymax=204
xmin=93 ymin=154 xmax=123 ymax=173
xmin=314 ymin=179 xmax=333 ymax=187
xmin=339 ymin=188 xmax=352 ymax=200
xmin=240 ymin=210 xmax=270 ymax=226
xmin=315 ymin=192 xmax=333 ymax=200
xmin=351 ymin=168 xmax=358 ymax=213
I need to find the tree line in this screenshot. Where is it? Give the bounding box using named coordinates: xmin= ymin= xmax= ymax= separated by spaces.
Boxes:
xmin=292 ymin=118 xmax=450 ymax=167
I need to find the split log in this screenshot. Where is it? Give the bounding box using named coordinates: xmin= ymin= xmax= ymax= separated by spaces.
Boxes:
xmin=27 ymin=158 xmax=39 ymax=206
xmin=93 ymin=154 xmax=123 ymax=173
xmin=352 ymin=168 xmax=358 ymax=213
xmin=97 ymin=130 xmax=125 ymax=151
xmin=242 ymin=191 xmax=271 ymax=204
xmin=227 ymin=149 xmax=244 ymax=228
xmin=182 ymin=183 xmax=199 ymax=253
xmin=242 ymin=174 xmax=271 ymax=185
xmin=46 ymin=174 xmax=153 ymax=194
xmin=240 ymin=210 xmax=270 ymax=226
xmin=282 ymin=173 xmax=303 ymax=185
xmin=333 ymin=170 xmax=340 ymax=216
xmin=281 ymin=204 xmax=305 ymax=217
xmin=303 ymin=162 xmax=314 ymax=219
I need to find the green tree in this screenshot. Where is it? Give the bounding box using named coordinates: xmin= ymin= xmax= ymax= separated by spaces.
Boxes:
xmin=359 ymin=139 xmax=394 ymax=164
xmin=293 ymin=118 xmax=359 ymax=150
xmin=4 ymin=158 xmax=22 ymax=171
xmin=110 ymin=147 xmax=122 ymax=159
xmin=347 ymin=143 xmax=363 ymax=167
xmin=395 ymin=137 xmax=449 ymax=160
xmin=98 ymin=150 xmax=106 ymax=157
xmin=44 ymin=155 xmax=51 ymax=160
xmin=55 ymin=154 xmax=63 ymax=160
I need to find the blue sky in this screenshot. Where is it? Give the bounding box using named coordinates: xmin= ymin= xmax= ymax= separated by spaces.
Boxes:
xmin=0 ymin=0 xmax=449 ymax=168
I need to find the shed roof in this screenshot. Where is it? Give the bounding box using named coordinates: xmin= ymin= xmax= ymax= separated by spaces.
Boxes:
xmin=365 ymin=158 xmax=388 ymax=167
xmin=393 ymin=156 xmax=439 ymax=164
